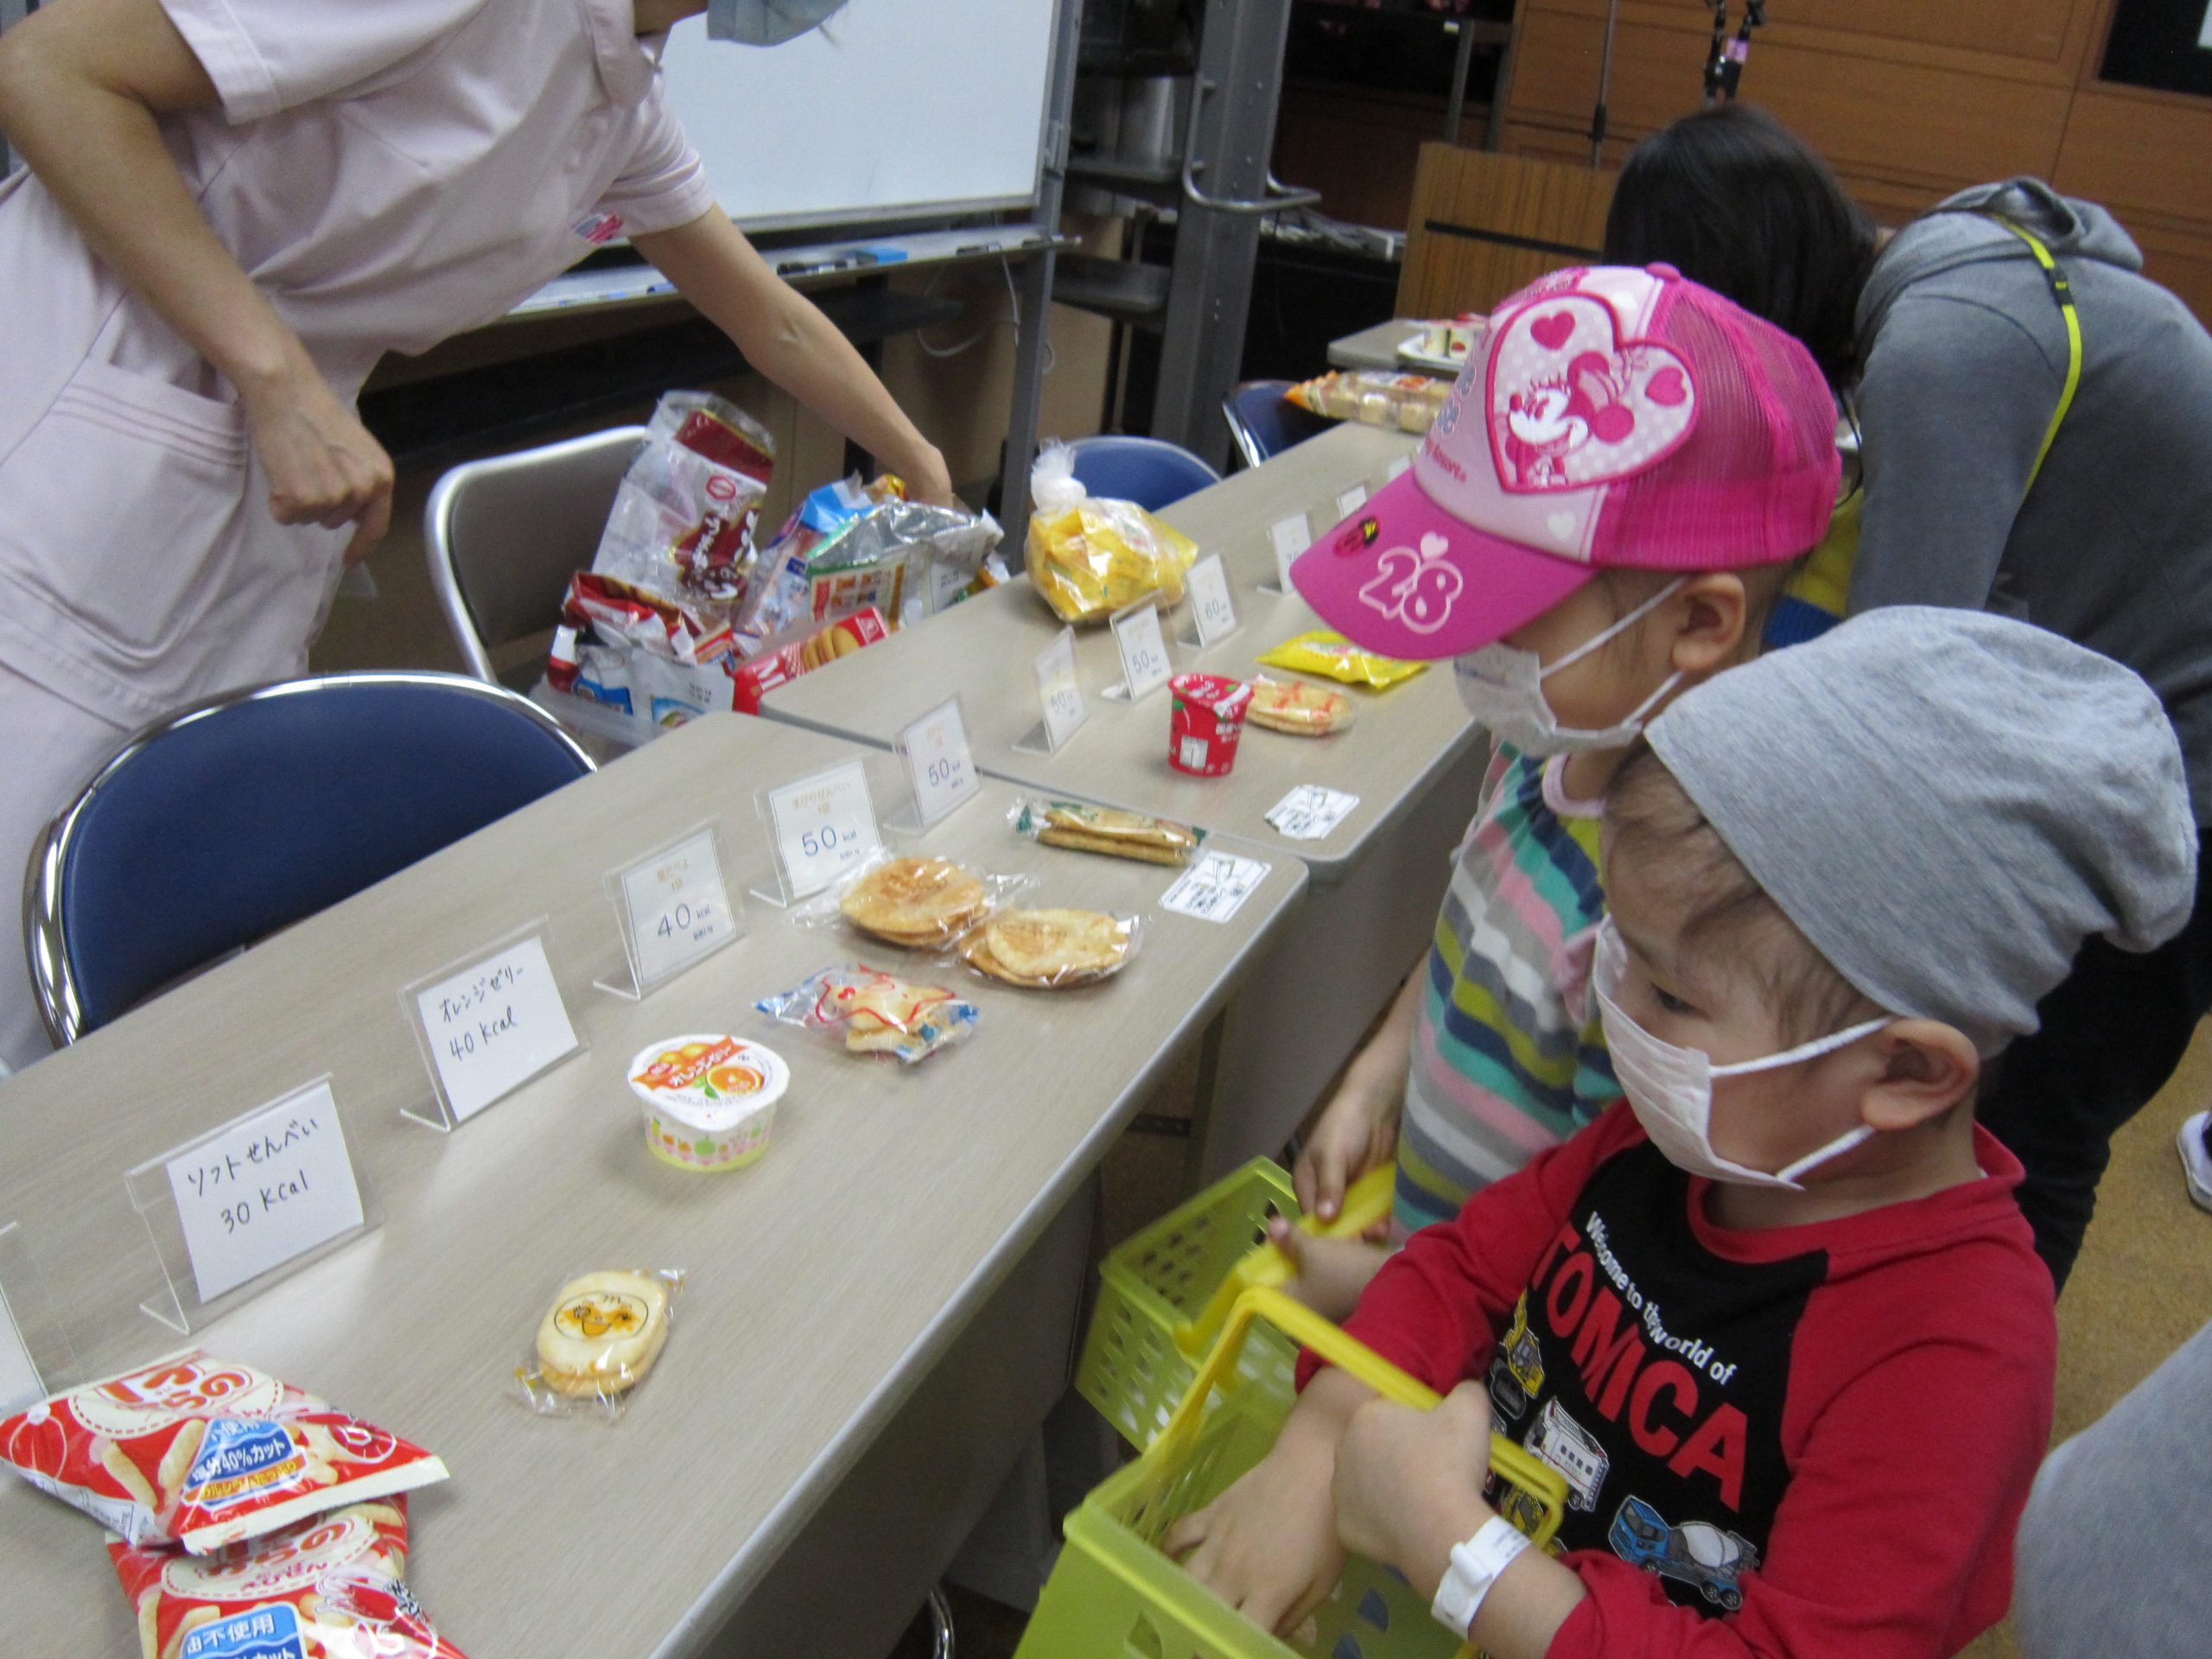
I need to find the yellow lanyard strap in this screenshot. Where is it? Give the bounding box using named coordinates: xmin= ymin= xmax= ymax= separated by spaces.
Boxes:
xmin=1988 ymin=215 xmax=2082 ymax=490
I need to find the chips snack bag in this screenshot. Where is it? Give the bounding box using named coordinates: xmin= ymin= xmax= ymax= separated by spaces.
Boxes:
xmin=755 ymin=963 xmax=981 ymax=1065
xmin=109 ymin=1497 xmax=469 ymax=1659
xmin=1256 ymin=630 xmax=1427 ymax=690
xmin=1025 ymin=442 xmax=1198 ymax=625
xmin=1 ymin=1351 xmax=448 ymax=1553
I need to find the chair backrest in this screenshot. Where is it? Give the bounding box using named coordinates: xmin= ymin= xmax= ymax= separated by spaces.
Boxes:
xmin=1064 ymin=435 xmax=1221 ymax=514
xmin=24 ymin=673 xmax=594 ymax=1045
xmin=424 ymin=427 xmax=648 ymax=683
xmin=1221 ymin=380 xmax=1334 ymax=471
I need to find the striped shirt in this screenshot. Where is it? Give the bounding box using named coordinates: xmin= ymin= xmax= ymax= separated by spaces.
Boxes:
xmin=1394 ymin=747 xmax=1618 ymax=1239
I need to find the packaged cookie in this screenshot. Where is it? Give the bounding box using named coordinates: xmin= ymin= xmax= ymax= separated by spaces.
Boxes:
xmin=1256 ymin=630 xmax=1427 ymax=690
xmin=1247 ymin=677 xmax=1356 ymax=736
xmin=796 ymin=854 xmax=1032 ymax=953
xmin=756 ymin=963 xmax=980 ymax=1065
xmin=1011 ymin=799 xmax=1203 ymax=867
xmin=0 ymin=1351 xmax=447 ymax=1554
xmin=108 ymin=1496 xmax=468 ymax=1659
xmin=958 ymin=908 xmax=1140 ymax=989
xmin=517 ymin=1268 xmax=683 ymax=1421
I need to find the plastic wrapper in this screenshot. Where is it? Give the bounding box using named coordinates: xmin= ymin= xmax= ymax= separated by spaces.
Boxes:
xmin=957 ymin=908 xmax=1140 ymax=989
xmin=1256 ymin=630 xmax=1427 ymax=690
xmin=756 ymin=963 xmax=981 ymax=1064
xmin=107 ymin=1497 xmax=468 ymax=1659
xmin=1011 ymin=799 xmax=1203 ymax=867
xmin=1025 ymin=442 xmax=1198 ymax=625
xmin=516 ymin=1268 xmax=684 ymax=1421
xmin=736 ymin=477 xmax=1002 ymax=645
xmin=795 ymin=854 xmax=1033 ymax=951
xmin=590 ymin=391 xmax=775 ymax=612
xmin=0 ymin=1351 xmax=448 ymax=1554
xmin=728 ymin=607 xmax=892 ymax=715
xmin=1246 ymin=676 xmax=1357 ymax=736
xmin=1284 ymin=369 xmax=1451 ymax=435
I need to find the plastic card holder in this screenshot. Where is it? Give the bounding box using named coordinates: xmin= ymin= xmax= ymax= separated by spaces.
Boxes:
xmin=888 ymin=696 xmax=982 ymax=834
xmin=594 ymin=821 xmax=743 ymax=1001
xmin=0 ymin=1220 xmax=79 ymax=1411
xmin=124 ymin=1077 xmax=381 ymax=1335
xmin=400 ymin=920 xmax=585 ymax=1132
xmin=1262 ymin=511 xmax=1313 ymax=596
xmin=753 ymin=756 xmax=886 ymax=906
xmin=1100 ymin=597 xmax=1173 ymax=704
xmin=1015 ymin=626 xmax=1090 ymax=755
xmin=1177 ymin=552 xmax=1239 ymax=652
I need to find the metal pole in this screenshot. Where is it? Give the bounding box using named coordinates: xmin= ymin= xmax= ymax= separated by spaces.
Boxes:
xmin=1591 ymin=0 xmax=1623 ymax=169
xmin=1443 ymin=17 xmax=1478 ymax=145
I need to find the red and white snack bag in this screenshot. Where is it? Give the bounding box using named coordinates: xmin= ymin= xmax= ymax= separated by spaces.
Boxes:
xmin=110 ymin=1497 xmax=468 ymax=1659
xmin=592 ymin=391 xmax=775 ymax=609
xmin=0 ymin=1350 xmax=448 ymax=1553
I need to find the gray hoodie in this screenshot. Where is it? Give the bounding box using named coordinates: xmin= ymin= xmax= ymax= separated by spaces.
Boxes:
xmin=1851 ymin=179 xmax=2212 ymax=821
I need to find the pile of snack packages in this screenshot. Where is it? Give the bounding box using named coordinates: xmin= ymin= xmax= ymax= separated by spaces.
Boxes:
xmin=2 ymin=1351 xmax=465 ymax=1657
xmin=546 ymin=391 xmax=1007 ymax=733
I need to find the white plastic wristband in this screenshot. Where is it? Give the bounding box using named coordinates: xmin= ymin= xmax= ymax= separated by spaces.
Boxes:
xmin=1430 ymin=1514 xmax=1532 ymax=1638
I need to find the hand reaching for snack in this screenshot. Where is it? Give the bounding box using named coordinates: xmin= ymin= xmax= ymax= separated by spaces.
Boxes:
xmin=1294 ymin=1082 xmax=1401 ymax=1227
xmin=1165 ymin=1426 xmax=1347 ymax=1639
xmin=1264 ymin=1219 xmax=1390 ymax=1324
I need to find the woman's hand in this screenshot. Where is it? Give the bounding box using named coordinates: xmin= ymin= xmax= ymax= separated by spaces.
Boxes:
xmin=241 ymin=366 xmax=395 ymax=563
xmin=899 ymin=443 xmax=956 ymax=508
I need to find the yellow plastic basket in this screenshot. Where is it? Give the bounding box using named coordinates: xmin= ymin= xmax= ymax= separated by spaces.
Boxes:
xmin=1021 ymin=1287 xmax=1568 ymax=1659
xmin=1076 ymin=1160 xmax=1395 ymax=1447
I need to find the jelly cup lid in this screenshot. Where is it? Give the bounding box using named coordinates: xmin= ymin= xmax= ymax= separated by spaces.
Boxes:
xmin=627 ymin=1033 xmax=790 ymax=1130
xmin=1170 ymin=674 xmax=1253 ymax=716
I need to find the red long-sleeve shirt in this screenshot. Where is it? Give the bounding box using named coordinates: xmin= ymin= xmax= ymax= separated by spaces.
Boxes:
xmin=1304 ymin=1103 xmax=2055 ymax=1658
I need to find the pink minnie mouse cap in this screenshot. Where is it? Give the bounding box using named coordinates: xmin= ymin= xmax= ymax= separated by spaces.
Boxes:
xmin=1290 ymin=264 xmax=1840 ymax=660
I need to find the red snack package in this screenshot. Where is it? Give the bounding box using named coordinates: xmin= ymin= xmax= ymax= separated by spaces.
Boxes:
xmin=1167 ymin=673 xmax=1254 ymax=777
xmin=110 ymin=1497 xmax=468 ymax=1659
xmin=730 ymin=607 xmax=891 ymax=715
xmin=1 ymin=1350 xmax=448 ymax=1553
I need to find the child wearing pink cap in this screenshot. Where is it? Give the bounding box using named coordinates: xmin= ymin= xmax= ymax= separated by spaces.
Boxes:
xmin=1284 ymin=264 xmax=1839 ymax=1312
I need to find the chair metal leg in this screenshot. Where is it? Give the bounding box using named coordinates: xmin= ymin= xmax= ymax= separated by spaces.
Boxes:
xmin=928 ymin=1586 xmax=956 ymax=1659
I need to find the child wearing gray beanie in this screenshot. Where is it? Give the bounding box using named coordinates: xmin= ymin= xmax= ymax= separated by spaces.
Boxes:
xmin=1167 ymin=607 xmax=2193 ymax=1659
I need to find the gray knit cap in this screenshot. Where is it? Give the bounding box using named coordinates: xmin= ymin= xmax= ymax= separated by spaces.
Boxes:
xmin=1646 ymin=607 xmax=2197 ymax=1056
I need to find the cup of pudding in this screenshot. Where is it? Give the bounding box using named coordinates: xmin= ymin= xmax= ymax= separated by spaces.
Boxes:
xmin=626 ymin=1034 xmax=789 ymax=1173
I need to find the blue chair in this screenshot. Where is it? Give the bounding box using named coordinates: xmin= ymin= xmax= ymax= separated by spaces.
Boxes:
xmin=24 ymin=672 xmax=594 ymax=1046
xmin=1222 ymin=380 xmax=1334 ymax=471
xmin=1064 ymin=435 xmax=1221 ymax=512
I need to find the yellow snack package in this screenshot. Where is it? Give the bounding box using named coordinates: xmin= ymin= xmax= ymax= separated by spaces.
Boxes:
xmin=1255 ymin=630 xmax=1427 ymax=690
xmin=1025 ymin=444 xmax=1198 ymax=625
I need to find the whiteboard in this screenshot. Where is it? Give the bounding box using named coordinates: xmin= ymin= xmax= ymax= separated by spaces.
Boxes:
xmin=658 ymin=0 xmax=1060 ymax=233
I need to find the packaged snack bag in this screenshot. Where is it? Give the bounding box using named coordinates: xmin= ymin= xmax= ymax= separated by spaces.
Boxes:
xmin=108 ymin=1497 xmax=469 ymax=1659
xmin=736 ymin=477 xmax=1002 ymax=645
xmin=756 ymin=963 xmax=981 ymax=1064
xmin=1025 ymin=443 xmax=1198 ymax=625
xmin=1255 ymin=630 xmax=1427 ymax=690
xmin=728 ymin=607 xmax=892 ymax=715
xmin=1284 ymin=369 xmax=1451 ymax=434
xmin=517 ymin=1267 xmax=687 ymax=1412
xmin=1011 ymin=798 xmax=1202 ymax=867
xmin=957 ymin=909 xmax=1140 ymax=989
xmin=590 ymin=391 xmax=776 ymax=610
xmin=1 ymin=1351 xmax=447 ymax=1553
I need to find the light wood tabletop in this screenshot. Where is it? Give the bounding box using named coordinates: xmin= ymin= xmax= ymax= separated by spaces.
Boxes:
xmin=763 ymin=423 xmax=1480 ymax=883
xmin=0 ymin=714 xmax=1306 ymax=1659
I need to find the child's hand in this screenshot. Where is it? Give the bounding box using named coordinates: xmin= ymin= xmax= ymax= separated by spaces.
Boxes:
xmin=1294 ymin=1083 xmax=1400 ymax=1226
xmin=1266 ymin=1219 xmax=1389 ymax=1323
xmin=1166 ymin=1433 xmax=1347 ymax=1638
xmin=1332 ymin=1383 xmax=1497 ymax=1586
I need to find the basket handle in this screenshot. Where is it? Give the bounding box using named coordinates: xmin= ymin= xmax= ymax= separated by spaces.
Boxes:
xmin=1161 ymin=1285 xmax=1569 ymax=1558
xmin=1173 ymin=1163 xmax=1397 ymax=1359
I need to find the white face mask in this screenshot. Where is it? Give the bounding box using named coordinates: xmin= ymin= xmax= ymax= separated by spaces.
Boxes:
xmin=1452 ymin=578 xmax=1687 ymax=755
xmin=1592 ymin=918 xmax=1893 ymax=1190
xmin=707 ymin=0 xmax=850 ymax=45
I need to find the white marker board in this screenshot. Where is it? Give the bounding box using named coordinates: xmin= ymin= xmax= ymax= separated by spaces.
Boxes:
xmin=658 ymin=0 xmax=1061 ymax=232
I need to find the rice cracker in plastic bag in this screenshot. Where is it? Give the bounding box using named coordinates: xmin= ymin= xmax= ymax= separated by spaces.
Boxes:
xmin=110 ymin=1497 xmax=468 ymax=1659
xmin=1 ymin=1350 xmax=447 ymax=1553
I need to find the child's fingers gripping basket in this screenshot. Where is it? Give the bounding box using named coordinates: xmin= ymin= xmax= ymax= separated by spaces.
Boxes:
xmin=1024 ymin=1287 xmax=1569 ymax=1659
xmin=1075 ymin=1160 xmax=1395 ymax=1448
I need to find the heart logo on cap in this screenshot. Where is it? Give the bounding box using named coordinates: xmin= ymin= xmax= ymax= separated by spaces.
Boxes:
xmin=1486 ymin=291 xmax=1698 ymax=494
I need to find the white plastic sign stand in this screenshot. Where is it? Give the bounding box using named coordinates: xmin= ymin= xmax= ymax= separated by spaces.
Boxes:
xmin=1103 ymin=600 xmax=1173 ymax=703
xmin=126 ymin=1079 xmax=383 ymax=1332
xmin=596 ymin=823 xmax=741 ymax=1000
xmin=892 ymin=696 xmax=982 ymax=831
xmin=0 ymin=1221 xmax=73 ymax=1414
xmin=1336 ymin=483 xmax=1370 ymax=520
xmin=1016 ymin=627 xmax=1090 ymax=753
xmin=0 ymin=1287 xmax=38 ymax=1415
xmin=760 ymin=759 xmax=883 ymax=903
xmin=1180 ymin=553 xmax=1239 ymax=650
xmin=1265 ymin=512 xmax=1312 ymax=596
xmin=402 ymin=927 xmax=583 ymax=1130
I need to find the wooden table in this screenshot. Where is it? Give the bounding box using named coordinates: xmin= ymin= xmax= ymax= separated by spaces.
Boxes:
xmin=764 ymin=424 xmax=1486 ymax=1180
xmin=0 ymin=715 xmax=1305 ymax=1659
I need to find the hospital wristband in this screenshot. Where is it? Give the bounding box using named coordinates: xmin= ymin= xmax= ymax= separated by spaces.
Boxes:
xmin=1430 ymin=1514 xmax=1532 ymax=1638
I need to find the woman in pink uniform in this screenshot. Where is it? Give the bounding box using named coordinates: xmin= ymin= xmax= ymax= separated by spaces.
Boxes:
xmin=0 ymin=0 xmax=946 ymax=1069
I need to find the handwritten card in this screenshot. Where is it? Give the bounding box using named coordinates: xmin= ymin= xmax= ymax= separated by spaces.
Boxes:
xmin=163 ymin=1084 xmax=366 ymax=1303
xmin=1033 ymin=629 xmax=1089 ymax=750
xmin=766 ymin=760 xmax=883 ymax=899
xmin=1160 ymin=852 xmax=1272 ymax=925
xmin=900 ymin=698 xmax=981 ymax=828
xmin=416 ymin=936 xmax=579 ymax=1123
xmin=1269 ymin=514 xmax=1312 ymax=592
xmin=1265 ymin=785 xmax=1361 ymax=842
xmin=620 ymin=828 xmax=737 ymax=990
xmin=1186 ymin=554 xmax=1238 ymax=647
xmin=1111 ymin=602 xmax=1173 ymax=702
